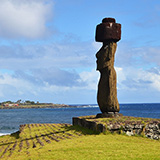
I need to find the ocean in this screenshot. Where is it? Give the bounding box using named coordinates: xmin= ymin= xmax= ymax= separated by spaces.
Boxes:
xmin=0 ymin=103 xmax=160 ymax=135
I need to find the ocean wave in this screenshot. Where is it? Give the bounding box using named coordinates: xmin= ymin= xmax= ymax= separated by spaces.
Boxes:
xmin=76 ymin=105 xmax=99 ymax=108
xmin=0 ymin=133 xmax=10 ymax=136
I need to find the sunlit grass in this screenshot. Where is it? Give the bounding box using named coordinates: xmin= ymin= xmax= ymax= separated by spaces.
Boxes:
xmin=0 ymin=123 xmax=160 ymax=160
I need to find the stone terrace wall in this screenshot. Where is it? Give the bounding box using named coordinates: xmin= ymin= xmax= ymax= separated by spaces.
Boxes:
xmin=72 ymin=116 xmax=160 ymax=140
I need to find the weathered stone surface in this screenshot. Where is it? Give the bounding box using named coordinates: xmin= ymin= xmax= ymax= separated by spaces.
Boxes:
xmin=96 ymin=42 xmax=119 ymax=113
xmin=72 ymin=117 xmax=97 ymax=131
xmin=126 ymin=130 xmax=134 ymax=136
xmin=107 ymin=123 xmax=121 ymax=133
xmin=97 ymin=124 xmax=106 ymax=133
xmin=72 ymin=116 xmax=160 ymax=140
xmin=95 ymin=17 xmax=121 ymax=113
xmin=145 ymin=121 xmax=160 ymax=140
xmin=96 ymin=42 xmax=117 ymax=71
xmin=95 ymin=18 xmax=121 ymax=43
xmin=96 ymin=112 xmax=122 ymax=118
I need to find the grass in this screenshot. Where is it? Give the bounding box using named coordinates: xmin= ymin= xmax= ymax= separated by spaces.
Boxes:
xmin=80 ymin=115 xmax=160 ymax=128
xmin=0 ymin=123 xmax=160 ymax=160
xmin=81 ymin=115 xmax=160 ymax=122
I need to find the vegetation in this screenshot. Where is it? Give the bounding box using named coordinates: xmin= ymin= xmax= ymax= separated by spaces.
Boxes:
xmin=0 ymin=123 xmax=160 ymax=160
xmin=80 ymin=115 xmax=160 ymax=125
xmin=0 ymin=100 xmax=70 ymax=109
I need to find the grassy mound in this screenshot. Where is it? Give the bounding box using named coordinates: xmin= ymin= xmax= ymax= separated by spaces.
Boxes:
xmin=0 ymin=123 xmax=160 ymax=160
xmin=79 ymin=115 xmax=160 ymax=123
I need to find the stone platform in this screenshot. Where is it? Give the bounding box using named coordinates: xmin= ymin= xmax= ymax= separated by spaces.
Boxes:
xmin=72 ymin=115 xmax=160 ymax=140
xmin=96 ymin=112 xmax=123 ymax=118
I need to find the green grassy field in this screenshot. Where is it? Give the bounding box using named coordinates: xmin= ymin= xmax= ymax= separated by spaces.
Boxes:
xmin=0 ymin=123 xmax=160 ymax=160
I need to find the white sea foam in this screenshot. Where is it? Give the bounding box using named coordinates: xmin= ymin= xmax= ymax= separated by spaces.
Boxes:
xmin=0 ymin=133 xmax=10 ymax=136
xmin=76 ymin=105 xmax=99 ymax=108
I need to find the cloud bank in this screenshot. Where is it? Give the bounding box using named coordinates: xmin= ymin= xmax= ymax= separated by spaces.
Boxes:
xmin=0 ymin=0 xmax=160 ymax=104
xmin=0 ymin=0 xmax=53 ymax=39
xmin=1 ymin=39 xmax=160 ymax=103
xmin=0 ymin=41 xmax=98 ymax=103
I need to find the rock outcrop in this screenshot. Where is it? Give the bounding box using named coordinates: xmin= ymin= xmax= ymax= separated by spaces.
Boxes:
xmin=95 ymin=17 xmax=121 ymax=113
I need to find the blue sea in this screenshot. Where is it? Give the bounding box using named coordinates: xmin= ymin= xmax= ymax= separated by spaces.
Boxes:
xmin=0 ymin=103 xmax=160 ymax=135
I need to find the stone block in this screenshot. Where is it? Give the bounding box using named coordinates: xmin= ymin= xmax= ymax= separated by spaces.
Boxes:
xmin=96 ymin=112 xmax=122 ymax=118
xmin=97 ymin=124 xmax=106 ymax=132
xmin=95 ymin=18 xmax=121 ymax=43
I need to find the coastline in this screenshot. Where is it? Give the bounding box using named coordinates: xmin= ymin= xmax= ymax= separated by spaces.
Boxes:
xmin=0 ymin=104 xmax=76 ymax=109
xmin=0 ymin=104 xmax=98 ymax=109
xmin=0 ymin=133 xmax=10 ymax=136
xmin=0 ymin=104 xmax=159 ymax=136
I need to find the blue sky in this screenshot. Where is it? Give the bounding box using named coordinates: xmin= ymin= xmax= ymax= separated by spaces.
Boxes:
xmin=0 ymin=0 xmax=160 ymax=104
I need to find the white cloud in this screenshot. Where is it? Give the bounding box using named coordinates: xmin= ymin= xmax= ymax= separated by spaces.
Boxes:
xmin=0 ymin=40 xmax=98 ymax=103
xmin=79 ymin=69 xmax=99 ymax=90
xmin=0 ymin=0 xmax=53 ymax=39
xmin=115 ymin=67 xmax=126 ymax=89
xmin=0 ymin=41 xmax=96 ymax=70
xmin=92 ymin=41 xmax=101 ymax=51
xmin=0 ymin=73 xmax=38 ymax=99
xmin=0 ymin=70 xmax=98 ymax=103
xmin=0 ymin=38 xmax=160 ymax=103
xmin=116 ymin=42 xmax=160 ymax=68
xmin=114 ymin=66 xmax=160 ymax=103
xmin=116 ymin=66 xmax=160 ymax=92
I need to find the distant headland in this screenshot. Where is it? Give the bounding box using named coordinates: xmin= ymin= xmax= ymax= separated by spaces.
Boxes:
xmin=0 ymin=100 xmax=73 ymax=109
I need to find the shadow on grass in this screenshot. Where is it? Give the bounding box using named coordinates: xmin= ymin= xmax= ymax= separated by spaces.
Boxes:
xmin=10 ymin=131 xmax=20 ymax=139
xmin=62 ymin=125 xmax=100 ymax=135
xmin=0 ymin=131 xmax=20 ymax=146
xmin=0 ymin=124 xmax=99 ymax=147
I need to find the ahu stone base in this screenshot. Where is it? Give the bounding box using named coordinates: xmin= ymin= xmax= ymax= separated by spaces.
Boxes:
xmin=72 ymin=116 xmax=160 ymax=140
xmin=96 ymin=112 xmax=123 ymax=118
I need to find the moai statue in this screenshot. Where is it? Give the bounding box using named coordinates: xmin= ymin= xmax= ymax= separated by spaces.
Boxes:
xmin=95 ymin=17 xmax=121 ymax=117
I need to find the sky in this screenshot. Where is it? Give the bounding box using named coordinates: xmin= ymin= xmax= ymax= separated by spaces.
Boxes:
xmin=0 ymin=0 xmax=160 ymax=104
